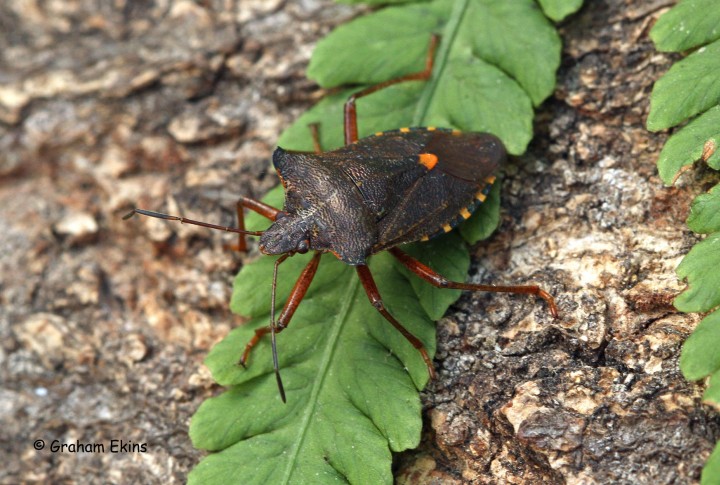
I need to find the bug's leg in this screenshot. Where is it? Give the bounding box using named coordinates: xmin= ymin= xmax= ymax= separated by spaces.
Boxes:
xmin=308 ymin=122 xmax=323 ymax=154
xmin=344 ymin=34 xmax=439 ymax=145
xmin=389 ymin=248 xmax=559 ymax=318
xmin=225 ymin=196 xmax=282 ymax=252
xmin=239 ymin=252 xmax=322 ymax=367
xmin=356 ymin=264 xmax=437 ymax=380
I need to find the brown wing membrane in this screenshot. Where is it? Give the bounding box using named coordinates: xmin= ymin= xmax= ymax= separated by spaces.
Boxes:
xmin=424 ymin=131 xmax=504 ymax=182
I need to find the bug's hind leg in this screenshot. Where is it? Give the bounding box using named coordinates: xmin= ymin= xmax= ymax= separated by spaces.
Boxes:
xmin=224 ymin=196 xmax=282 ymax=252
xmin=389 ymin=248 xmax=559 ymax=318
xmin=343 ymin=34 xmax=440 ymax=145
xmin=356 ymin=264 xmax=437 ymax=380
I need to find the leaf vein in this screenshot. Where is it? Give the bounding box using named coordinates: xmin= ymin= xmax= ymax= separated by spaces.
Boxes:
xmin=280 ymin=268 xmax=361 ymax=484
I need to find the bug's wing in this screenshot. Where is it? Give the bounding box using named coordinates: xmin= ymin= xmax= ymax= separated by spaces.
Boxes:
xmin=374 ymin=169 xmax=495 ymax=250
xmin=345 ymin=130 xmax=504 ymax=251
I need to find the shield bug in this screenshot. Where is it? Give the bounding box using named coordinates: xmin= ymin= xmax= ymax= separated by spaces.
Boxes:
xmin=125 ymin=35 xmax=558 ymax=402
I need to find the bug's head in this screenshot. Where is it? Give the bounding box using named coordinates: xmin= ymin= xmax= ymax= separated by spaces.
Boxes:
xmin=258 ymin=213 xmax=311 ymax=256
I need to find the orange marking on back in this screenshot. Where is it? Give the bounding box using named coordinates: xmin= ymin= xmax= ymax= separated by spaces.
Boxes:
xmin=426 ymin=126 xmax=437 ymax=131
xmin=451 ymin=129 xmax=462 ymax=135
xmin=484 ymin=175 xmax=497 ymax=184
xmin=420 ymin=235 xmax=430 ymax=242
xmin=459 ymin=208 xmax=472 ymax=219
xmin=442 ymin=223 xmax=452 ymax=233
xmin=399 ymin=127 xmax=410 ymax=133
xmin=476 ymin=192 xmax=487 ymax=202
xmin=375 ymin=131 xmax=384 ymax=137
xmin=418 ymin=153 xmax=438 ymax=170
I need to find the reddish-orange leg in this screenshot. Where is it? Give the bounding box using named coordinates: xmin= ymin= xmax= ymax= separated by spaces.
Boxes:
xmin=389 ymin=248 xmax=559 ymax=318
xmin=239 ymin=253 xmax=322 ymax=383
xmin=356 ymin=265 xmax=437 ymax=380
xmin=225 ymin=196 xmax=283 ymax=252
xmin=344 ymin=34 xmax=439 ymax=145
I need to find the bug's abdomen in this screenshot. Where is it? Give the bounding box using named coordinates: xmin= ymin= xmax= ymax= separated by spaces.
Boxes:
xmin=415 ymin=174 xmax=496 ymax=243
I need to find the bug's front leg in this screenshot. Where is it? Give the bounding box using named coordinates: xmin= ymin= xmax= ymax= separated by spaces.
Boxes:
xmin=355 ymin=264 xmax=437 ymax=380
xmin=238 ymin=251 xmax=322 ymax=366
xmin=225 ymin=196 xmax=282 ymax=252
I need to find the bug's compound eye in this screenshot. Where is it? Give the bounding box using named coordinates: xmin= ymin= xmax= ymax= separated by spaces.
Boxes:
xmin=296 ymin=239 xmax=310 ymax=254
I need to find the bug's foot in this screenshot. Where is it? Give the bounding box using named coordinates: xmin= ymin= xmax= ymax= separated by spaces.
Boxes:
xmin=538 ymin=289 xmax=559 ymax=319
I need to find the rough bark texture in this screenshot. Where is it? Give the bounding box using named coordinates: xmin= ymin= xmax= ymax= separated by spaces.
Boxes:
xmin=1 ymin=1 xmax=717 ymax=484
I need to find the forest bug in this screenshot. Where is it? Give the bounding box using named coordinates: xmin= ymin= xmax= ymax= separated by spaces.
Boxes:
xmin=125 ymin=35 xmax=558 ymax=402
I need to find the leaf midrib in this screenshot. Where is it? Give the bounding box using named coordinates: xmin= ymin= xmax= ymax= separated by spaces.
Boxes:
xmin=413 ymin=0 xmax=470 ymax=125
xmin=280 ymin=265 xmax=360 ymax=484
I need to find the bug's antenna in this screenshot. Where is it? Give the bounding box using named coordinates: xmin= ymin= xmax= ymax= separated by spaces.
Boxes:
xmin=123 ymin=208 xmax=265 ymax=236
xmin=271 ymin=254 xmax=290 ymax=403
